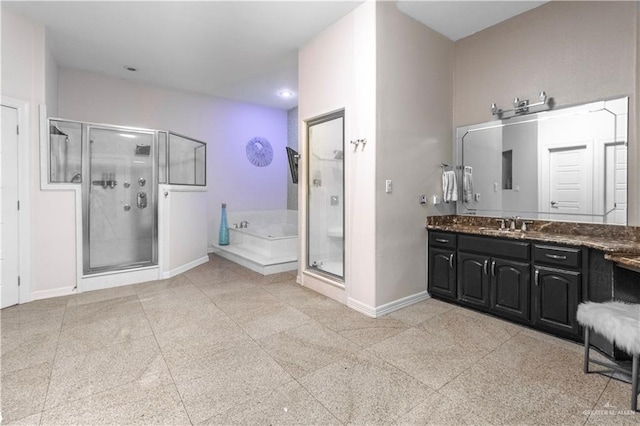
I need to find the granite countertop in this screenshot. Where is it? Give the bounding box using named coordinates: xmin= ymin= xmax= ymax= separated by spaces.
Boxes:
xmin=604 ymin=254 xmax=640 ymax=272
xmin=426 ymin=215 xmax=640 ymax=257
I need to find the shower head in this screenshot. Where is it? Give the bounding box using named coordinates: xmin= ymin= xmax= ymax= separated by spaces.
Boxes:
xmin=50 ymin=125 xmax=68 ymax=138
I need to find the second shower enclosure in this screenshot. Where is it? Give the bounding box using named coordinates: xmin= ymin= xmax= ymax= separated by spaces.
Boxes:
xmin=307 ymin=110 xmax=345 ymax=279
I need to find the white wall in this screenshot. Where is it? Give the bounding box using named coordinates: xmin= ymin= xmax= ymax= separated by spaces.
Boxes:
xmin=1 ymin=9 xmax=77 ymax=300
xmin=58 ymin=69 xmax=288 ymax=250
xmin=298 ymin=0 xmax=377 ymax=307
xmin=286 ymin=107 xmax=298 ymax=210
xmin=160 ymin=187 xmax=208 ymax=275
xmin=375 ymin=2 xmax=454 ymax=307
xmin=455 ymin=1 xmax=638 ymax=224
xmin=44 ymin=29 xmax=58 ymax=117
xmin=299 ymin=1 xmax=454 ymax=313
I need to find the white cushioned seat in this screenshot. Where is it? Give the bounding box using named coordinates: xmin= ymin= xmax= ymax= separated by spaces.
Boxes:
xmin=577 ymin=301 xmax=640 ymax=355
xmin=577 ymin=301 xmax=640 ymax=412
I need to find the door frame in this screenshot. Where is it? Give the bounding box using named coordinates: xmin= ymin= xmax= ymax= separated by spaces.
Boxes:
xmin=538 ymin=139 xmax=593 ymax=218
xmin=82 ymin=124 xmax=159 ymax=275
xmin=1 ymin=96 xmax=31 ymax=305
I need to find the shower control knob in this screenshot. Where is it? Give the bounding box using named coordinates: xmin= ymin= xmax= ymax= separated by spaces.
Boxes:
xmin=124 ymin=204 xmax=131 ymax=212
xmin=138 ymin=177 xmax=146 ymax=187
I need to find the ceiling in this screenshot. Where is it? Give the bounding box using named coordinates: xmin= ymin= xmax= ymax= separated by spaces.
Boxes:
xmin=4 ymin=1 xmax=546 ymax=110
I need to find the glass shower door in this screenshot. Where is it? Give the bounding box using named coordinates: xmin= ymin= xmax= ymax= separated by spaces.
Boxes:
xmin=307 ymin=111 xmax=345 ymax=279
xmin=83 ymin=126 xmax=157 ymax=274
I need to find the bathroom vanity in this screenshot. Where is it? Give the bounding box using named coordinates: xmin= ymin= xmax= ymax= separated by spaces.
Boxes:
xmin=426 ymin=215 xmax=640 ymax=360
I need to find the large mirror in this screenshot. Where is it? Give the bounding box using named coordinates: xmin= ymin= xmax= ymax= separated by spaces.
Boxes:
xmin=456 ymin=97 xmax=628 ymax=225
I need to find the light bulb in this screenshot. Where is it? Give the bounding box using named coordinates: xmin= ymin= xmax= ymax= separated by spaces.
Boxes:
xmin=539 ymin=91 xmax=547 ymax=103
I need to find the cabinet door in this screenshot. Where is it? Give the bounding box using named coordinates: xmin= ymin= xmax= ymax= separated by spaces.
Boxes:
xmin=458 ymin=252 xmax=490 ymax=308
xmin=532 ymin=266 xmax=581 ymax=337
xmin=428 ymin=248 xmax=456 ymax=301
xmin=491 ymin=258 xmax=530 ymax=323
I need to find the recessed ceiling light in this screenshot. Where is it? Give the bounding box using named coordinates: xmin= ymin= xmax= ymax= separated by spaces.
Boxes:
xmin=124 ymin=66 xmax=137 ymax=72
xmin=278 ymin=90 xmax=294 ymax=98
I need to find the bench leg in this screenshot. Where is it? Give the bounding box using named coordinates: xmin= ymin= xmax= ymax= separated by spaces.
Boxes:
xmin=632 ymin=354 xmax=638 ymax=412
xmin=583 ymin=327 xmax=590 ymax=374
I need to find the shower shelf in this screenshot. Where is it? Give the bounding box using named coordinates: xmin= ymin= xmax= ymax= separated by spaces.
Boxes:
xmin=327 ymin=227 xmax=343 ymax=238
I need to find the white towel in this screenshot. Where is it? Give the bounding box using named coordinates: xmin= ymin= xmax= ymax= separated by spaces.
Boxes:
xmin=442 ymin=170 xmax=458 ymax=202
xmin=463 ymin=168 xmax=473 ymax=202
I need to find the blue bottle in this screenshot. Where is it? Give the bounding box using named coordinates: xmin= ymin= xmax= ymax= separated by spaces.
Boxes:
xmin=218 ymin=203 xmax=230 ymax=246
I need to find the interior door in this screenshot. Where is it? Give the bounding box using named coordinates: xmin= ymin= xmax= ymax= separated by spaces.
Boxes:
xmin=605 ymin=143 xmax=627 ymax=224
xmin=548 ymin=145 xmax=592 ymax=217
xmin=84 ymin=126 xmax=157 ymax=274
xmin=1 ymin=105 xmax=20 ymax=308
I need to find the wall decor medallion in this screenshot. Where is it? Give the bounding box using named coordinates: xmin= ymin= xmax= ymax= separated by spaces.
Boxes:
xmin=246 ymin=137 xmax=273 ymax=167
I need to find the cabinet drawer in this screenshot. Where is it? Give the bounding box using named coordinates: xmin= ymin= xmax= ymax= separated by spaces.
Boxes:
xmin=458 ymin=235 xmax=529 ymax=261
xmin=429 ymin=231 xmax=456 ymax=250
xmin=533 ymin=245 xmax=581 ymax=269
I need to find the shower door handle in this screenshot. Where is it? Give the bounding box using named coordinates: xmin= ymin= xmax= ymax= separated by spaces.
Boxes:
xmin=137 ymin=192 xmax=148 ymax=209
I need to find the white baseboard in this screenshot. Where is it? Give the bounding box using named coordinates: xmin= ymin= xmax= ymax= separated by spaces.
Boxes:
xmin=31 ymin=286 xmax=76 ymax=301
xmin=374 ymin=291 xmax=430 ymax=317
xmin=80 ymin=267 xmax=160 ymax=293
xmin=348 ymin=291 xmax=430 ymax=318
xmin=162 ymin=256 xmax=209 ymax=279
xmin=347 ymin=297 xmax=376 ymax=318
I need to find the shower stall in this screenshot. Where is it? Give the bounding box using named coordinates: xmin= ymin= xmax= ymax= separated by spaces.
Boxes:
xmin=48 ymin=119 xmax=205 ymax=278
xmin=82 ymin=125 xmax=157 ymax=274
xmin=306 ymin=110 xmax=345 ymax=279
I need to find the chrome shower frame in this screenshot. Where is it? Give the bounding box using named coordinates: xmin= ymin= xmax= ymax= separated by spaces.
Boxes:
xmin=79 ymin=121 xmax=159 ymax=276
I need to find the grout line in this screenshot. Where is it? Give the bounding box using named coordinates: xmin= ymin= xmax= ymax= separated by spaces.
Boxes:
xmin=135 ymin=286 xmax=195 ymax=426
xmin=38 ymin=301 xmax=68 ymax=425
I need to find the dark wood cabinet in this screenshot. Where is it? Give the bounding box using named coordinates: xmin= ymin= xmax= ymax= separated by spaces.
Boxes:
xmin=428 ymin=231 xmax=586 ymax=341
xmin=427 ymin=232 xmax=457 ymax=302
xmin=531 ymin=244 xmax=583 ymax=339
xmin=532 ymin=265 xmax=581 ymax=338
xmin=456 ymin=235 xmax=530 ymax=317
xmin=491 ymin=258 xmax=530 ymax=322
xmin=456 ymin=253 xmax=530 ymax=321
xmin=457 ymin=252 xmax=490 ymax=309
xmin=428 ymin=247 xmax=456 ymax=301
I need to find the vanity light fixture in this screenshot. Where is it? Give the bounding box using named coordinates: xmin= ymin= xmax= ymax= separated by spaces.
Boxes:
xmin=491 ymin=91 xmax=553 ymax=119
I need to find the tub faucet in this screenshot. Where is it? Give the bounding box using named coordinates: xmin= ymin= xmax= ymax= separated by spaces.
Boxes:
xmin=240 ymin=220 xmax=249 ymax=229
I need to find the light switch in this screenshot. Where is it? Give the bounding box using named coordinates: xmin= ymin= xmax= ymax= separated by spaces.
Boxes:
xmin=385 ymin=180 xmax=392 ymax=193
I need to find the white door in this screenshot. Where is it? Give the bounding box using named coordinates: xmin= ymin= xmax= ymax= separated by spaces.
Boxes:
xmin=549 ymin=145 xmax=592 ymax=218
xmin=605 ymin=143 xmax=627 ymax=224
xmin=1 ymin=105 xmax=20 ymax=308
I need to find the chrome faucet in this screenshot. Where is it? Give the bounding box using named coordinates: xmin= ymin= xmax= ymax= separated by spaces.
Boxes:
xmin=509 ymin=216 xmax=520 ymax=231
xmin=240 ymin=220 xmax=249 ymax=229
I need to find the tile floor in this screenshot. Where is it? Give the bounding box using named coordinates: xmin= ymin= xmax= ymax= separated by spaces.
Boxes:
xmin=1 ymin=254 xmax=638 ymax=425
